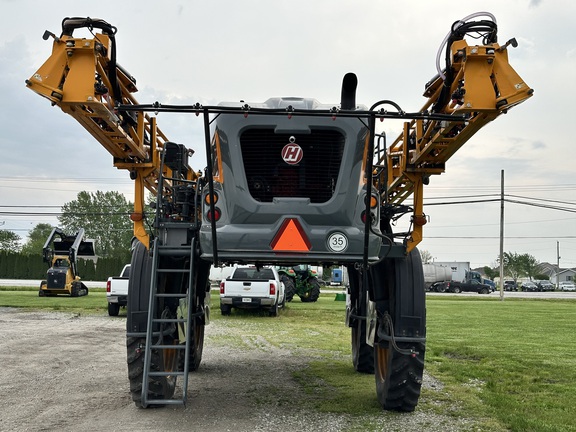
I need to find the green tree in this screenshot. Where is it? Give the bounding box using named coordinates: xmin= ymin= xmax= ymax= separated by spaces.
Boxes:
xmin=483 ymin=266 xmax=499 ymax=280
xmin=0 ymin=230 xmax=21 ymax=252
xmin=20 ymin=223 xmax=54 ymax=255
xmin=501 ymin=252 xmax=524 ymax=282
xmin=519 ymin=253 xmax=540 ymax=281
xmin=59 ymin=191 xmax=133 ymax=258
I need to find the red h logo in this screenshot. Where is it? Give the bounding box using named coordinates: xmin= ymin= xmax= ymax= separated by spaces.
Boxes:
xmin=281 ymin=143 xmax=303 ymax=165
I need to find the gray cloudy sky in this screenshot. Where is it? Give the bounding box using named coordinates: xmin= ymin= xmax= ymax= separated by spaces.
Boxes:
xmin=1 ymin=0 xmax=574 ymax=269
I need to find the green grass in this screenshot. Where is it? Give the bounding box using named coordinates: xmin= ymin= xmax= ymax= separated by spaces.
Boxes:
xmin=1 ymin=287 xmax=575 ymax=431
xmin=425 ymin=296 xmax=576 ymax=432
xmin=0 ymin=289 xmax=109 ymax=314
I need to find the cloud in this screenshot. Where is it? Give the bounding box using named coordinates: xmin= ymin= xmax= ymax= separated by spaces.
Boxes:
xmin=1 ymin=0 xmax=575 ymax=266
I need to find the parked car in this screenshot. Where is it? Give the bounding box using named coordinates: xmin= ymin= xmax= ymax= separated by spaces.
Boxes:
xmin=503 ymin=280 xmax=518 ymax=291
xmin=443 ymin=280 xmax=493 ymax=294
xmin=521 ymin=281 xmax=539 ymax=292
xmin=429 ymin=281 xmax=448 ymax=293
xmin=536 ymin=280 xmax=555 ymax=291
xmin=483 ymin=279 xmax=496 ymax=290
xmin=106 ymin=264 xmax=130 ymax=316
xmin=559 ymin=281 xmax=576 ymax=292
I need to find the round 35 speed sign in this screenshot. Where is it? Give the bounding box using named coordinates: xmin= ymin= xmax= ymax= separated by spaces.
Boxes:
xmin=327 ymin=232 xmax=348 ymax=253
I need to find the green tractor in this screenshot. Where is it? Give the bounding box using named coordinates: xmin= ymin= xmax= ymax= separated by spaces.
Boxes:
xmin=277 ymin=265 xmax=321 ymax=302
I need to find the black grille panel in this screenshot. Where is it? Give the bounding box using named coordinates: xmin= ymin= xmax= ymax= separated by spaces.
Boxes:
xmin=240 ymin=129 xmax=345 ymax=203
xmin=47 ymin=271 xmax=66 ymax=289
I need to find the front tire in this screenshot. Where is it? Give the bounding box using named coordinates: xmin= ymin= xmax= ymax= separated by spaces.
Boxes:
xmin=300 ymin=278 xmax=321 ymax=302
xmin=348 ymin=266 xmax=374 ymax=374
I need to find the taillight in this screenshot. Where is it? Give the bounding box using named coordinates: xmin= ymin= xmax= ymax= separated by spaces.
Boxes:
xmin=106 ymin=280 xmax=111 ymax=293
xmin=207 ymin=207 xmax=222 ymax=222
xmin=269 ymin=282 xmax=276 ymax=296
xmin=220 ymin=281 xmax=225 ymax=294
xmin=361 ymin=210 xmax=375 ymax=224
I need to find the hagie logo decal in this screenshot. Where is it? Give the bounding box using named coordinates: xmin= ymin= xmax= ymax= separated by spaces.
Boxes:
xmin=281 ymin=136 xmax=303 ymax=165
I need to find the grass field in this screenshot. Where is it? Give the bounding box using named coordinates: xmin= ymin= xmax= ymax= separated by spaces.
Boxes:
xmin=1 ymin=288 xmax=575 ymax=431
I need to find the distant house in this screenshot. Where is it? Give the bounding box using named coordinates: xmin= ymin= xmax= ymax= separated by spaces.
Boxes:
xmin=538 ymin=262 xmax=559 ymax=279
xmin=554 ymin=269 xmax=576 ymax=284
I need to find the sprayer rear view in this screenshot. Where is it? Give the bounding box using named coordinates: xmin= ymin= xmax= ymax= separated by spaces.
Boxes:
xmin=26 ymin=13 xmax=532 ymax=412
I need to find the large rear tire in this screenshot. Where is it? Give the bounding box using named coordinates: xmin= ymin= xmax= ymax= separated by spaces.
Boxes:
xmin=372 ymin=248 xmax=426 ymax=412
xmin=127 ymin=336 xmax=177 ymax=408
xmin=281 ymin=275 xmax=296 ymax=302
xmin=374 ymin=340 xmax=425 ymax=412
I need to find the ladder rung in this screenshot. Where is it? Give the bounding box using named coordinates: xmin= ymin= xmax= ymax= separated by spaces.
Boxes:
xmin=155 ymin=293 xmax=187 ymax=298
xmin=155 ymin=269 xmax=190 ymax=275
xmin=149 ymin=371 xmax=186 ymax=377
xmin=144 ymin=399 xmax=185 ymax=406
xmin=156 ymin=247 xmax=192 ymax=256
xmin=152 ymin=318 xmax=187 ymax=323
xmin=152 ymin=344 xmax=186 ymax=350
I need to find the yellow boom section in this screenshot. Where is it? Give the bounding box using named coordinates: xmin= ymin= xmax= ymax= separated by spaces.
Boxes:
xmin=380 ymin=37 xmax=533 ymax=252
xmin=26 ymin=25 xmax=197 ymax=247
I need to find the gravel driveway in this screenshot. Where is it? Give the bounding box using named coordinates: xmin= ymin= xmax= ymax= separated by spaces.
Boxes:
xmin=0 ymin=308 xmax=481 ymax=432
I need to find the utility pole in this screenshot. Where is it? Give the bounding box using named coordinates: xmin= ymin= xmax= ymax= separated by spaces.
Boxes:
xmin=499 ymin=170 xmax=505 ymax=301
xmin=556 ymin=241 xmax=560 ymax=289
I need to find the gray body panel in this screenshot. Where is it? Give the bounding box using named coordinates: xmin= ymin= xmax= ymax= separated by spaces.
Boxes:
xmin=199 ymin=98 xmax=382 ymax=265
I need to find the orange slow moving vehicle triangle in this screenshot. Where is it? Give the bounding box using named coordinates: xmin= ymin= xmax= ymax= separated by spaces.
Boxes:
xmin=271 ymin=218 xmax=311 ymax=252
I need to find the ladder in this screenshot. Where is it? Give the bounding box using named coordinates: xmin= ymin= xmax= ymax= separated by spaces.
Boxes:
xmin=140 ymin=238 xmax=196 ymax=407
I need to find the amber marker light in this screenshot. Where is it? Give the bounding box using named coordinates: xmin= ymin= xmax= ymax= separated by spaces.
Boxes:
xmin=205 ymin=193 xmax=219 ymax=205
xmin=130 ymin=213 xmax=144 ymax=222
xmin=413 ymin=214 xmax=427 ymax=226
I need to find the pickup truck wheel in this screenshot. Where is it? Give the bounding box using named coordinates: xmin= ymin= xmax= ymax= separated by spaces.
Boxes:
xmin=282 ymin=276 xmax=296 ymax=302
xmin=269 ymin=298 xmax=279 ymax=317
xmin=127 ymin=336 xmax=177 ymax=408
xmin=480 ymin=288 xmax=489 ymax=294
xmin=108 ymin=302 xmax=120 ymax=316
xmin=220 ymin=303 xmax=232 ymax=315
xmin=452 ymin=286 xmax=461 ymax=294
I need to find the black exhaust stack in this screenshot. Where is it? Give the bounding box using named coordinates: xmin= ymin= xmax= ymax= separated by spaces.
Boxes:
xmin=340 ymin=72 xmax=358 ymax=110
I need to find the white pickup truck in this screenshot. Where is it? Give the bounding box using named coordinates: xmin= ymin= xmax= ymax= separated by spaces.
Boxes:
xmin=219 ymin=266 xmax=285 ymax=317
xmin=106 ymin=264 xmax=130 ymax=316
